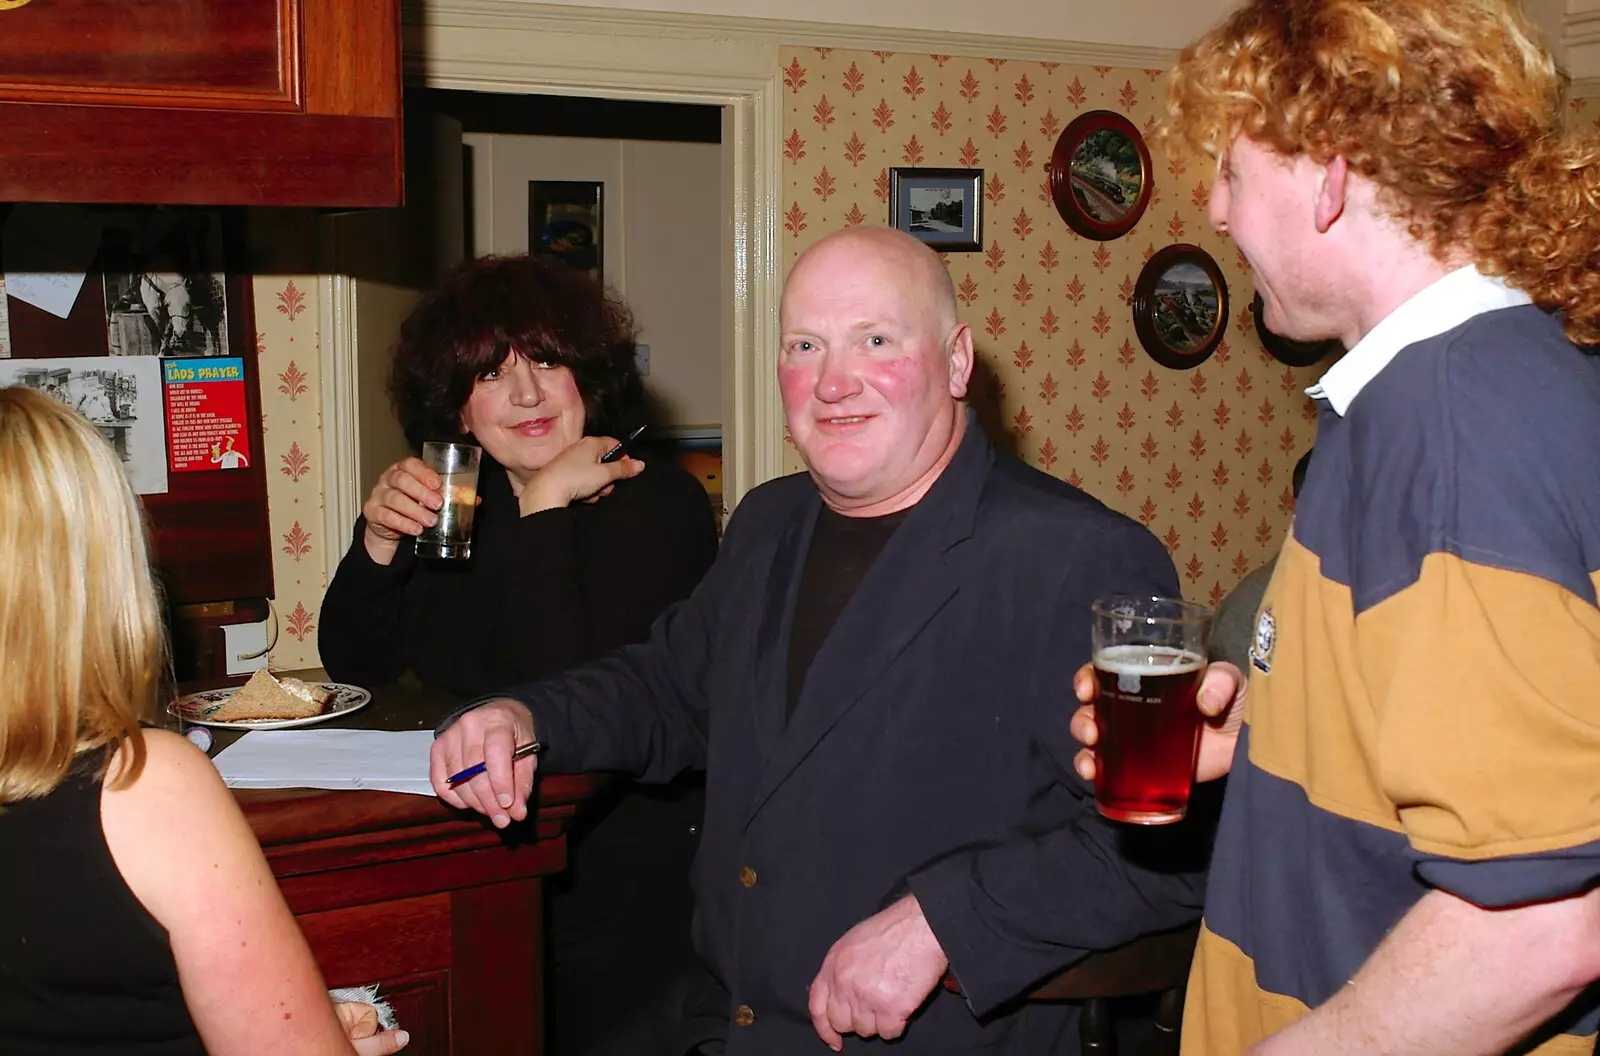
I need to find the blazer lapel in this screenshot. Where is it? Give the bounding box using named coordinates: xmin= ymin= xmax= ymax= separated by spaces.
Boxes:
xmin=742 ymin=417 xmax=992 ymax=827
xmin=746 ymin=498 xmax=819 ymax=760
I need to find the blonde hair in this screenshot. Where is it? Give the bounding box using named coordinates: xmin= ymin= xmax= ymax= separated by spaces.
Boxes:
xmin=1165 ymin=0 xmax=1600 ymax=346
xmin=0 ymin=387 xmax=165 ymax=802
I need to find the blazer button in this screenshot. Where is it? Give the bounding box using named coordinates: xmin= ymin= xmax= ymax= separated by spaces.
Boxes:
xmin=738 ymin=866 xmax=758 ymax=888
xmin=734 ymin=1004 xmax=755 ymax=1027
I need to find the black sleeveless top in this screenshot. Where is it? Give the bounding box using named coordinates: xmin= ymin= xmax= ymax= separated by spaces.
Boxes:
xmin=0 ymin=748 xmax=205 ymax=1054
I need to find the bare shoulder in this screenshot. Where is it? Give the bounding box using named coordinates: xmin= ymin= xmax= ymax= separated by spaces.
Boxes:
xmin=100 ymin=729 xmax=259 ymax=926
xmin=102 ymin=728 xmax=236 ymax=827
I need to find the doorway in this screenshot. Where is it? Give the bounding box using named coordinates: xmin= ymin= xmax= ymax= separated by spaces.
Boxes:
xmin=317 ymin=5 xmax=783 ymax=558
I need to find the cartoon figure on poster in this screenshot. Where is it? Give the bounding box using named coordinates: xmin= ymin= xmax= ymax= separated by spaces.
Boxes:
xmin=209 ymin=433 xmax=249 ymax=470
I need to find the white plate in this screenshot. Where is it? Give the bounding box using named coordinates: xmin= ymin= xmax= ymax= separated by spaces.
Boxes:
xmin=168 ymin=682 xmax=373 ymax=731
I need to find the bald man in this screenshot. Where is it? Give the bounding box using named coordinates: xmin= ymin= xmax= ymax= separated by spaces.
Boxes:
xmin=432 ymin=227 xmax=1239 ymax=1055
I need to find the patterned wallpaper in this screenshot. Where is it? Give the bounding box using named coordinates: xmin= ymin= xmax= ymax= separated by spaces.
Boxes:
xmin=779 ymin=46 xmax=1323 ymax=606
xmin=245 ymin=64 xmax=1597 ymax=658
xmin=250 ymin=210 xmax=328 ymax=670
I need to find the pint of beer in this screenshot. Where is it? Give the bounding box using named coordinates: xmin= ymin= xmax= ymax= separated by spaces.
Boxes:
xmin=1090 ymin=596 xmax=1211 ymax=824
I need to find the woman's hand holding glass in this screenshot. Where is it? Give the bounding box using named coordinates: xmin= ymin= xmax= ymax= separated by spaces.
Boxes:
xmin=516 ymin=434 xmax=645 ymax=517
xmin=360 ymin=457 xmax=458 ymax=565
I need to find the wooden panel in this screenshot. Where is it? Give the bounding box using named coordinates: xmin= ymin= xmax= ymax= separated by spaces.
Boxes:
xmin=298 ymin=895 xmax=453 ymax=983
xmin=243 ymin=776 xmax=598 ymax=849
xmin=304 ymin=0 xmax=403 ymax=117
xmin=0 ymin=0 xmax=295 ymax=106
xmin=452 ymin=880 xmax=542 ymax=1056
xmin=0 ymin=105 xmax=401 ymax=207
xmin=378 ymin=972 xmax=451 ymax=1056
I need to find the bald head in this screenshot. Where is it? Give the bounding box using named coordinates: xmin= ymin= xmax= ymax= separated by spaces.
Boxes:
xmin=776 ymin=224 xmax=975 ymax=516
xmin=785 ymin=226 xmax=959 ymax=337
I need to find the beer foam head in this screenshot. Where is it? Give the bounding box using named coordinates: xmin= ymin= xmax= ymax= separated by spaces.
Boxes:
xmin=1095 ymin=644 xmax=1205 ymax=675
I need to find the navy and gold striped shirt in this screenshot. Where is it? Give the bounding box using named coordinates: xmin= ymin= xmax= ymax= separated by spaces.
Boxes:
xmin=1185 ymin=271 xmax=1600 ymax=1054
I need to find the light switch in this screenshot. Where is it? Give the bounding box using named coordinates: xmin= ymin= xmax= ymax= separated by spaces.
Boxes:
xmin=636 ymin=344 xmax=651 ymax=376
xmin=223 ymin=621 xmax=270 ymax=676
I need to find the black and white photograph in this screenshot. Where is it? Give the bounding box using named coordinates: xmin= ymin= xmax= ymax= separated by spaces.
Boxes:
xmin=101 ymin=211 xmax=229 ymax=358
xmin=0 ymin=356 xmax=168 ymax=494
xmin=889 ymin=167 xmax=983 ymax=252
xmin=908 ymin=186 xmax=966 ymax=234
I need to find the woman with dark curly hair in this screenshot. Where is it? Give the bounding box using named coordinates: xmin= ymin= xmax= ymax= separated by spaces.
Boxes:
xmin=319 ymin=255 xmax=718 ymax=1055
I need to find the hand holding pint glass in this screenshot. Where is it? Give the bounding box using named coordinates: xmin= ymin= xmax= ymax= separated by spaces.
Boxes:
xmin=1089 ymin=596 xmax=1211 ymax=824
xmin=413 ymin=441 xmax=481 ymax=560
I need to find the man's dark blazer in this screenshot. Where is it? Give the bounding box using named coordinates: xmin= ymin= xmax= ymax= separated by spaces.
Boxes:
xmin=482 ymin=416 xmax=1214 ymax=1054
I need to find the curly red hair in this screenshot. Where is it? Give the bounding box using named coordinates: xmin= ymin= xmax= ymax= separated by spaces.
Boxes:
xmin=1165 ymin=0 xmax=1600 ymax=347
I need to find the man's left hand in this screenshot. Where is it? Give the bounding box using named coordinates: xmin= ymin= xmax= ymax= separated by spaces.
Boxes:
xmin=808 ymin=895 xmax=948 ymax=1051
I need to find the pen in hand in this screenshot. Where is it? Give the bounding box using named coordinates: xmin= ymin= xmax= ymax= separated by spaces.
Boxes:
xmin=599 ymin=424 xmax=648 ymax=464
xmin=445 ymin=741 xmax=544 ymax=787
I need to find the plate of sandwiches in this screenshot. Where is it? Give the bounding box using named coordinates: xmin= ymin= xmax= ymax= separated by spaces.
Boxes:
xmin=169 ymin=669 xmax=372 ymax=731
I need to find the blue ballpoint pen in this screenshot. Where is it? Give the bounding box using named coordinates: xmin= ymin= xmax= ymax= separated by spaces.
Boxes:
xmin=445 ymin=741 xmax=544 ymax=786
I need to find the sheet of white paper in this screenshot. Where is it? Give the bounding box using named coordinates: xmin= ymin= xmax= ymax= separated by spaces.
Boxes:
xmin=212 ymin=729 xmax=438 ymax=797
xmin=221 ymin=621 xmax=270 ymax=676
xmin=0 ymin=356 xmax=168 ymax=494
xmin=2 ymin=204 xmax=104 ymax=319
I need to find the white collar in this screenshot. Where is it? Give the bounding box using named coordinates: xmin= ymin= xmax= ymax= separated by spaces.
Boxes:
xmin=1305 ymin=265 xmax=1533 ymax=416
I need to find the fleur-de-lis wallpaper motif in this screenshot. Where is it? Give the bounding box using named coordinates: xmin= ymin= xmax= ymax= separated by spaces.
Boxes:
xmin=283 ymin=521 xmax=312 ymax=561
xmin=280 ymin=441 xmax=311 ymax=483
xmin=285 ymin=601 xmax=316 ymax=642
xmin=784 ymin=57 xmax=807 ymax=93
xmin=277 ymin=360 xmax=308 ymax=401
xmin=781 ymin=47 xmax=1327 ymax=603
xmin=276 ymin=279 xmax=306 ymax=321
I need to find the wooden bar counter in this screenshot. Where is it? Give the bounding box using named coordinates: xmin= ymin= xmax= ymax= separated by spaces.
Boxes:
xmin=205 ymin=673 xmax=602 ymax=1056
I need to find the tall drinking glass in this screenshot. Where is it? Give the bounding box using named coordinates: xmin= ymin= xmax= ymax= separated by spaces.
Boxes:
xmin=1090 ymin=595 xmax=1211 ymax=824
xmin=414 ymin=441 xmax=481 ymax=560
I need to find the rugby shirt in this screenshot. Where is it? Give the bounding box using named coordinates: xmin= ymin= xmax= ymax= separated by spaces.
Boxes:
xmin=1184 ymin=268 xmax=1600 ymax=1054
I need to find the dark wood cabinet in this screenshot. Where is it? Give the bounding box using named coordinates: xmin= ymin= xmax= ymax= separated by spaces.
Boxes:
xmin=240 ymin=776 xmax=601 ymax=1056
xmin=0 ymin=0 xmax=403 ymax=206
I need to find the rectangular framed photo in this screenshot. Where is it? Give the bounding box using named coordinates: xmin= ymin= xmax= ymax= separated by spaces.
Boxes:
xmin=889 ymin=167 xmax=983 ymax=252
xmin=528 ymin=180 xmax=603 ymax=284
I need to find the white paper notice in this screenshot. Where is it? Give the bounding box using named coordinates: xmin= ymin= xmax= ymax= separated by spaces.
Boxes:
xmin=1 ymin=204 xmax=104 ymax=319
xmin=221 ymin=621 xmax=270 ymax=676
xmin=0 ymin=356 xmax=168 ymax=494
xmin=0 ymin=277 xmax=11 ymax=358
xmin=213 ymin=730 xmax=438 ymax=797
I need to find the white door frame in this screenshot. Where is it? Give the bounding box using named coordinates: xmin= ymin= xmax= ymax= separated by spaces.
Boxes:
xmin=320 ymin=0 xmax=785 ymax=548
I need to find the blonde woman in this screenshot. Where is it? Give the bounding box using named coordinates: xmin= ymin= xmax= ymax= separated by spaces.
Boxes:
xmin=0 ymin=386 xmax=406 ymax=1055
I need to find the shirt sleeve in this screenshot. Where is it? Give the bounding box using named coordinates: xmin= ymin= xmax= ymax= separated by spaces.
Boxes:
xmin=1357 ymin=553 xmax=1600 ymax=907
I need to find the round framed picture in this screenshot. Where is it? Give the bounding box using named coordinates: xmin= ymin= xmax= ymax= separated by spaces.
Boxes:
xmin=1049 ymin=110 xmax=1154 ymax=241
xmin=1251 ymin=293 xmax=1342 ymax=367
xmin=1132 ymin=244 xmax=1230 ymax=370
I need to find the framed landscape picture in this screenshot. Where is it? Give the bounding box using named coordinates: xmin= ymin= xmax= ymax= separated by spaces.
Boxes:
xmin=889 ymin=167 xmax=983 ymax=252
xmin=1049 ymin=110 xmax=1154 ymax=241
xmin=1132 ymin=244 xmax=1230 ymax=370
xmin=528 ymin=180 xmax=603 ymax=284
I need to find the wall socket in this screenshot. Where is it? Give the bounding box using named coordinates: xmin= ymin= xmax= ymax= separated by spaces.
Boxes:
xmin=635 ymin=344 xmax=650 ymax=376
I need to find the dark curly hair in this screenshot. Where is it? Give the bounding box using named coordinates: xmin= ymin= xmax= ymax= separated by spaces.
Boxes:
xmin=389 ymin=255 xmax=644 ymax=450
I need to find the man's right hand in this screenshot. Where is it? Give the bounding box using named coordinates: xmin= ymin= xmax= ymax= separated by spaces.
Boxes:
xmin=429 ymin=699 xmax=539 ymax=828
